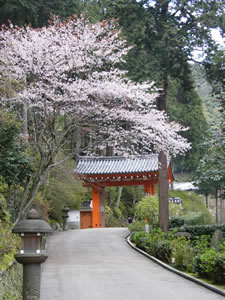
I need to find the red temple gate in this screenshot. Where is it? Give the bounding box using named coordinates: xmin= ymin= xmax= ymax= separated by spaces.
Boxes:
xmin=75 ymin=155 xmax=174 ymax=228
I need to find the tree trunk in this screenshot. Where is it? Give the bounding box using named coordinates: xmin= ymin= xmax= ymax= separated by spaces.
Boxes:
xmin=108 ymin=190 xmax=112 ymax=207
xmin=205 ymin=194 xmax=208 ymax=208
xmin=215 ymin=188 xmax=218 ymax=223
xmin=157 ymin=73 xmax=169 ymax=232
xmin=75 ymin=125 xmax=81 ymax=154
xmin=23 ymin=103 xmax=28 ymax=144
xmin=114 ymin=186 xmax=123 ymax=209
xmin=106 ymin=144 xmax=113 ymax=156
xmin=133 ymin=186 xmax=137 ymax=207
xmin=220 ymin=190 xmax=225 ymax=223
xmin=158 ymin=151 xmax=169 ymax=232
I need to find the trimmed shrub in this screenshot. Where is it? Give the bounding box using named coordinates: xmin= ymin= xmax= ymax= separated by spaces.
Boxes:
xmin=154 ymin=239 xmax=172 ymax=263
xmin=170 ymin=216 xmax=184 ymax=228
xmin=183 ymin=212 xmax=205 ymax=225
xmin=170 ymin=212 xmax=207 ymax=228
xmin=193 ymin=235 xmax=211 ymax=255
xmin=135 ymin=195 xmax=159 ymax=227
xmin=130 ymin=226 xmax=225 ymax=284
xmin=132 ymin=228 xmax=172 ymax=263
xmin=130 ymin=231 xmax=149 ymax=250
xmin=192 ymin=255 xmax=208 ymax=277
xmin=171 ymin=236 xmax=194 ymax=271
xmin=183 ymin=224 xmax=225 ymax=237
xmin=195 ymin=248 xmax=225 ymax=284
xmin=128 ymin=220 xmax=146 ymax=233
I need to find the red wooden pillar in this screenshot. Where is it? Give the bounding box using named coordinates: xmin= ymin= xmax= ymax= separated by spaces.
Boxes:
xmin=150 ymin=184 xmax=155 ymax=196
xmin=92 ymin=187 xmax=100 ymax=228
xmin=144 ymin=184 xmax=151 ymax=195
xmin=144 ymin=183 xmax=155 ymax=196
xmin=99 ymin=188 xmax=105 ymax=227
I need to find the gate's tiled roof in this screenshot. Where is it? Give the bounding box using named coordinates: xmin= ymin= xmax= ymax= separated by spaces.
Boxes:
xmin=75 ymin=155 xmax=160 ymax=175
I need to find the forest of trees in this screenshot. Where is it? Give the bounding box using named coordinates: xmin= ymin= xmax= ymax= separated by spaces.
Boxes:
xmin=0 ymin=0 xmax=224 ymax=226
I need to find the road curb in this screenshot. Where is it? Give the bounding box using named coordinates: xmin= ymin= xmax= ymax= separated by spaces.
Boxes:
xmin=126 ymin=235 xmax=225 ymax=298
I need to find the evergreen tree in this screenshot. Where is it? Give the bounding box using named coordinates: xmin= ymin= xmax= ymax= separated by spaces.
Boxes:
xmin=167 ymin=79 xmax=208 ymax=172
xmin=0 ymin=111 xmax=33 ymax=186
xmin=0 ymin=0 xmax=82 ymax=27
xmin=94 ymin=0 xmax=223 ymax=172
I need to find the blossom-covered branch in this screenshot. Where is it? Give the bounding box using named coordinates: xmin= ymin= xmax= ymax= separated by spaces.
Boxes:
xmin=0 ymin=16 xmax=190 ymax=157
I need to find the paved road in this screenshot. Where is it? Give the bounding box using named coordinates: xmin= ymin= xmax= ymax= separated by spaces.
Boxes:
xmin=40 ymin=228 xmax=224 ymax=300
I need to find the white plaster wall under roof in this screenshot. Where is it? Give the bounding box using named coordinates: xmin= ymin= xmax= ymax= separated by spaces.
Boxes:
xmin=68 ymin=210 xmax=80 ymax=229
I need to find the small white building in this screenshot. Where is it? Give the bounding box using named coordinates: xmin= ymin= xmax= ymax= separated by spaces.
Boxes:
xmin=67 ymin=201 xmax=93 ymax=229
xmin=68 ymin=210 xmax=80 ymax=229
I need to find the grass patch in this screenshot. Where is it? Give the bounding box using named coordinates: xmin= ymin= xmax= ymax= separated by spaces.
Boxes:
xmin=186 ymin=272 xmax=225 ymax=291
xmin=168 ymin=190 xmax=214 ymax=224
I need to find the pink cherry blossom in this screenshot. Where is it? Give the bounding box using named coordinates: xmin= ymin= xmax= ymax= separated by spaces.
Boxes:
xmin=0 ymin=16 xmax=191 ymax=157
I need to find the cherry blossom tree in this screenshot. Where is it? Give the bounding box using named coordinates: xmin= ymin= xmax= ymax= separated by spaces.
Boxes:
xmin=0 ymin=16 xmax=191 ymax=221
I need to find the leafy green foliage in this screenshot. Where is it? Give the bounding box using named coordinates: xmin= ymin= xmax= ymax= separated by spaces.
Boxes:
xmin=135 ymin=195 xmax=159 ymax=227
xmin=169 ymin=202 xmax=182 ymax=218
xmin=169 ymin=216 xmax=185 ymax=228
xmin=170 ymin=212 xmax=206 ymax=228
xmin=105 ymin=205 xmax=126 ymax=227
xmin=0 ymin=192 xmax=20 ymax=271
xmin=130 ymin=231 xmax=149 ymax=246
xmin=193 ymin=235 xmax=211 ymax=255
xmin=0 ymin=191 xmax=20 ymax=261
xmin=95 ymin=0 xmax=214 ymax=173
xmin=0 ymin=182 xmax=9 ymax=221
xmin=168 ymin=190 xmax=214 ymax=224
xmin=120 ymin=186 xmax=144 ymax=218
xmin=34 ymin=192 xmax=51 ymax=222
xmin=181 ymin=224 xmax=225 ymax=237
xmin=191 ymin=64 xmax=221 ymax=127
xmin=0 ymin=220 xmax=19 ymax=258
xmin=0 ymin=0 xmax=82 ymax=27
xmin=128 ymin=220 xmax=146 ymax=233
xmin=45 ymin=160 xmax=85 ymax=222
xmin=171 ymin=236 xmax=194 ymax=271
xmin=0 ymin=111 xmax=33 ymax=186
xmin=204 ymin=48 xmax=225 ymax=96
xmin=193 ymin=127 xmax=225 ymax=197
xmin=145 ymin=228 xmax=172 ymax=263
xmin=195 ymin=247 xmax=225 ymax=284
xmin=131 ymin=228 xmax=172 ymax=263
xmin=167 ymin=81 xmax=208 ymax=172
xmin=131 ymin=227 xmax=225 ymax=283
xmin=0 ymin=76 xmax=23 ymax=99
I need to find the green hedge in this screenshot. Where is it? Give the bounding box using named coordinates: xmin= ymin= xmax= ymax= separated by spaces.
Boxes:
xmin=181 ymin=224 xmax=225 ymax=237
xmin=170 ymin=216 xmax=185 ymax=228
xmin=131 ymin=228 xmax=225 ymax=284
xmin=128 ymin=221 xmax=146 ymax=233
xmin=170 ymin=212 xmax=209 ymax=228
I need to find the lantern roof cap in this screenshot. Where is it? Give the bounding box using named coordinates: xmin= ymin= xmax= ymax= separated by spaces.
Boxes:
xmin=62 ymin=206 xmax=70 ymax=212
xmin=12 ymin=209 xmax=52 ymax=233
xmin=27 ymin=208 xmax=41 ymax=219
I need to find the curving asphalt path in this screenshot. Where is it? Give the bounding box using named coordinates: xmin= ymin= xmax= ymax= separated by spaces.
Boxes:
xmin=40 ymin=228 xmax=224 ymax=300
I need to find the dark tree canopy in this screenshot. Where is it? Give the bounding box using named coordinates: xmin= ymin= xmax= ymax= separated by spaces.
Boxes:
xmin=0 ymin=0 xmax=82 ymax=27
xmin=0 ymin=111 xmax=33 ymax=186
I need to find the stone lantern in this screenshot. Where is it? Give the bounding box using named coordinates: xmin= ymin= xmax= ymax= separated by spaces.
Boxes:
xmin=61 ymin=206 xmax=70 ymax=231
xmin=12 ymin=208 xmax=51 ymax=300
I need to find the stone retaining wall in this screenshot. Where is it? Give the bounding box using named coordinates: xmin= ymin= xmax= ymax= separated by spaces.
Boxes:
xmin=0 ymin=260 xmax=22 ymax=300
